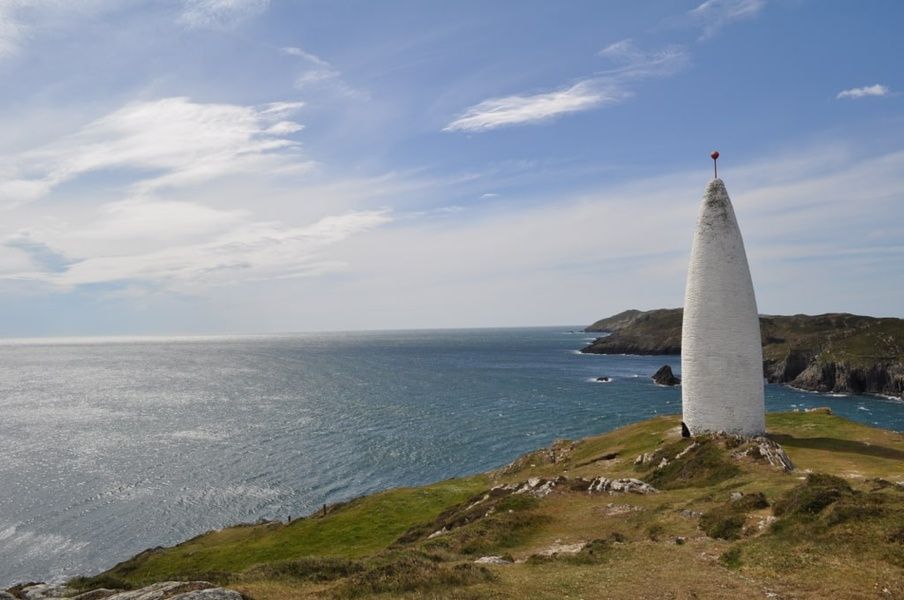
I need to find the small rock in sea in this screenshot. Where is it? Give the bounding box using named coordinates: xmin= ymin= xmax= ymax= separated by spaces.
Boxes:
xmin=595 ymin=376 xmax=612 ymax=383
xmin=474 ymin=555 xmax=512 ymax=565
xmin=652 ymin=365 xmax=680 ymax=386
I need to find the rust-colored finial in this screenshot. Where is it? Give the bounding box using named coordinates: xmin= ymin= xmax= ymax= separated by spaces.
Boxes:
xmin=710 ymin=150 xmax=720 ymax=179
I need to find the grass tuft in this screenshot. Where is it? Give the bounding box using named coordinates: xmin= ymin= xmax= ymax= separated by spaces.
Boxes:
xmin=773 ymin=473 xmax=852 ymax=517
xmin=645 ymin=438 xmax=741 ymax=490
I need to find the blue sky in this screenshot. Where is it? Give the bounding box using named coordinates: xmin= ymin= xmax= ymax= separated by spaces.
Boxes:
xmin=0 ymin=0 xmax=902 ymax=336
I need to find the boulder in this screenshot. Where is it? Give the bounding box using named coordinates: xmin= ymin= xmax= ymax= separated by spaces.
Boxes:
xmin=652 ymin=365 xmax=680 ymax=386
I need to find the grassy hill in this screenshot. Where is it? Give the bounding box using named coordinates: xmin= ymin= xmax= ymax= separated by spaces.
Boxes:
xmin=64 ymin=412 xmax=904 ymax=599
xmin=583 ymin=308 xmax=904 ymax=398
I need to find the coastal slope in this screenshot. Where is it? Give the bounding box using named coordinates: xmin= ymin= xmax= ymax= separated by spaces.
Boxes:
xmin=55 ymin=412 xmax=904 ymax=599
xmin=583 ymin=308 xmax=904 ymax=399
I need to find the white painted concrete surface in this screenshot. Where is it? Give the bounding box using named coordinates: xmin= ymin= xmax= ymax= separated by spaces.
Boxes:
xmin=681 ymin=178 xmax=765 ymax=435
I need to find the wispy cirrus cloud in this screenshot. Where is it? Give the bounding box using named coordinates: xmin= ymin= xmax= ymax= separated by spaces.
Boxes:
xmin=597 ymin=39 xmax=690 ymax=77
xmin=445 ymin=40 xmax=687 ymax=132
xmin=282 ymin=46 xmax=366 ymax=99
xmin=689 ymin=0 xmax=765 ymax=40
xmin=836 ymin=84 xmax=890 ymax=100
xmin=443 ymin=81 xmax=626 ymax=132
xmin=178 ymin=0 xmax=269 ymax=29
xmin=0 ymin=97 xmax=309 ymax=207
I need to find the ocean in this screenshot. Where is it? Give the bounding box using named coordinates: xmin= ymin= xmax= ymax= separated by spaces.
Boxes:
xmin=1 ymin=327 xmax=901 ymax=586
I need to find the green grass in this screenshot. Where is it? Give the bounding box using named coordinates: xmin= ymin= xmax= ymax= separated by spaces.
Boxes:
xmin=90 ymin=476 xmax=488 ymax=585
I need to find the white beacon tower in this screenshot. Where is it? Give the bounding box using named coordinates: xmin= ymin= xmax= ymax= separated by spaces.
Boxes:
xmin=681 ymin=152 xmax=765 ymax=436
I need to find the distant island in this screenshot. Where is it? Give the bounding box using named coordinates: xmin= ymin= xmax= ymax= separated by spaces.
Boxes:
xmin=582 ymin=309 xmax=904 ymax=400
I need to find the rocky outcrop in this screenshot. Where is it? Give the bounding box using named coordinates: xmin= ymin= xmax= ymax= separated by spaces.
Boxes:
xmin=5 ymin=583 xmax=242 ymax=600
xmin=784 ymin=361 xmax=904 ymax=397
xmin=494 ymin=475 xmax=657 ymax=498
xmin=652 ymin=365 xmax=680 ymax=386
xmin=582 ymin=308 xmax=904 ymax=399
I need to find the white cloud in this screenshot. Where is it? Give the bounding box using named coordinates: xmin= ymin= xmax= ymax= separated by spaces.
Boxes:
xmin=178 ymin=0 xmax=269 ymax=29
xmin=75 ymin=199 xmax=248 ymax=241
xmin=0 ymin=97 xmax=308 ymax=207
xmin=836 ymin=84 xmax=890 ymax=99
xmin=445 ymin=41 xmax=687 ymax=133
xmin=3 ymin=210 xmax=391 ymax=290
xmin=281 ymin=46 xmax=330 ymax=66
xmin=444 ymin=81 xmax=623 ymax=132
xmin=690 ymin=0 xmax=765 ymax=39
xmin=283 ymin=47 xmax=366 ymax=100
xmin=598 ymin=39 xmax=689 ymax=77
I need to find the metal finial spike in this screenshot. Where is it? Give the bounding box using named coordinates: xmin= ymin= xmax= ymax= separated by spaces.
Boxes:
xmin=710 ymin=150 xmax=720 ymax=179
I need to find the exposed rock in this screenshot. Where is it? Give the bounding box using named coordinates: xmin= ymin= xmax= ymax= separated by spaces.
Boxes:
xmin=72 ymin=590 xmax=119 ymax=600
xmin=595 ymin=376 xmax=612 ymax=383
xmin=652 ymin=365 xmax=680 ymax=386
xmin=587 ymin=477 xmax=658 ymax=495
xmin=675 ymin=536 xmax=687 ymax=545
xmin=536 ymin=541 xmax=587 ymax=556
xmin=4 ymin=584 xmax=238 ymax=600
xmin=597 ymin=503 xmax=645 ymax=516
xmin=805 ymin=406 xmax=832 ymax=415
xmin=167 ymin=589 xmax=242 ymax=600
xmin=634 ymin=452 xmax=655 ymax=466
xmin=494 ymin=439 xmax=575 ymax=476
xmin=473 ymin=556 xmax=511 ymax=565
xmin=19 ymin=585 xmax=75 ymax=600
xmin=730 ymin=436 xmax=795 ymax=472
xmin=105 ymin=582 xmax=214 ymax=600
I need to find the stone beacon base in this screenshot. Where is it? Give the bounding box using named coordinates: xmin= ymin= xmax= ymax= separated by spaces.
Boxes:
xmin=681 ymin=177 xmax=765 ymax=436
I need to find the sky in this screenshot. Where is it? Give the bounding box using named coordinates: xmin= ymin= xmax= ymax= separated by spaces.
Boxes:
xmin=0 ymin=0 xmax=902 ymax=336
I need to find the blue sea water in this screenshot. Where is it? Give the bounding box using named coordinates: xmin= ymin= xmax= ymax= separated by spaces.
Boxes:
xmin=0 ymin=327 xmax=901 ymax=586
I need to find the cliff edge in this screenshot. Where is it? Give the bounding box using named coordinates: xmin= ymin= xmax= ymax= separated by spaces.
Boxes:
xmin=583 ymin=309 xmax=904 ymax=399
